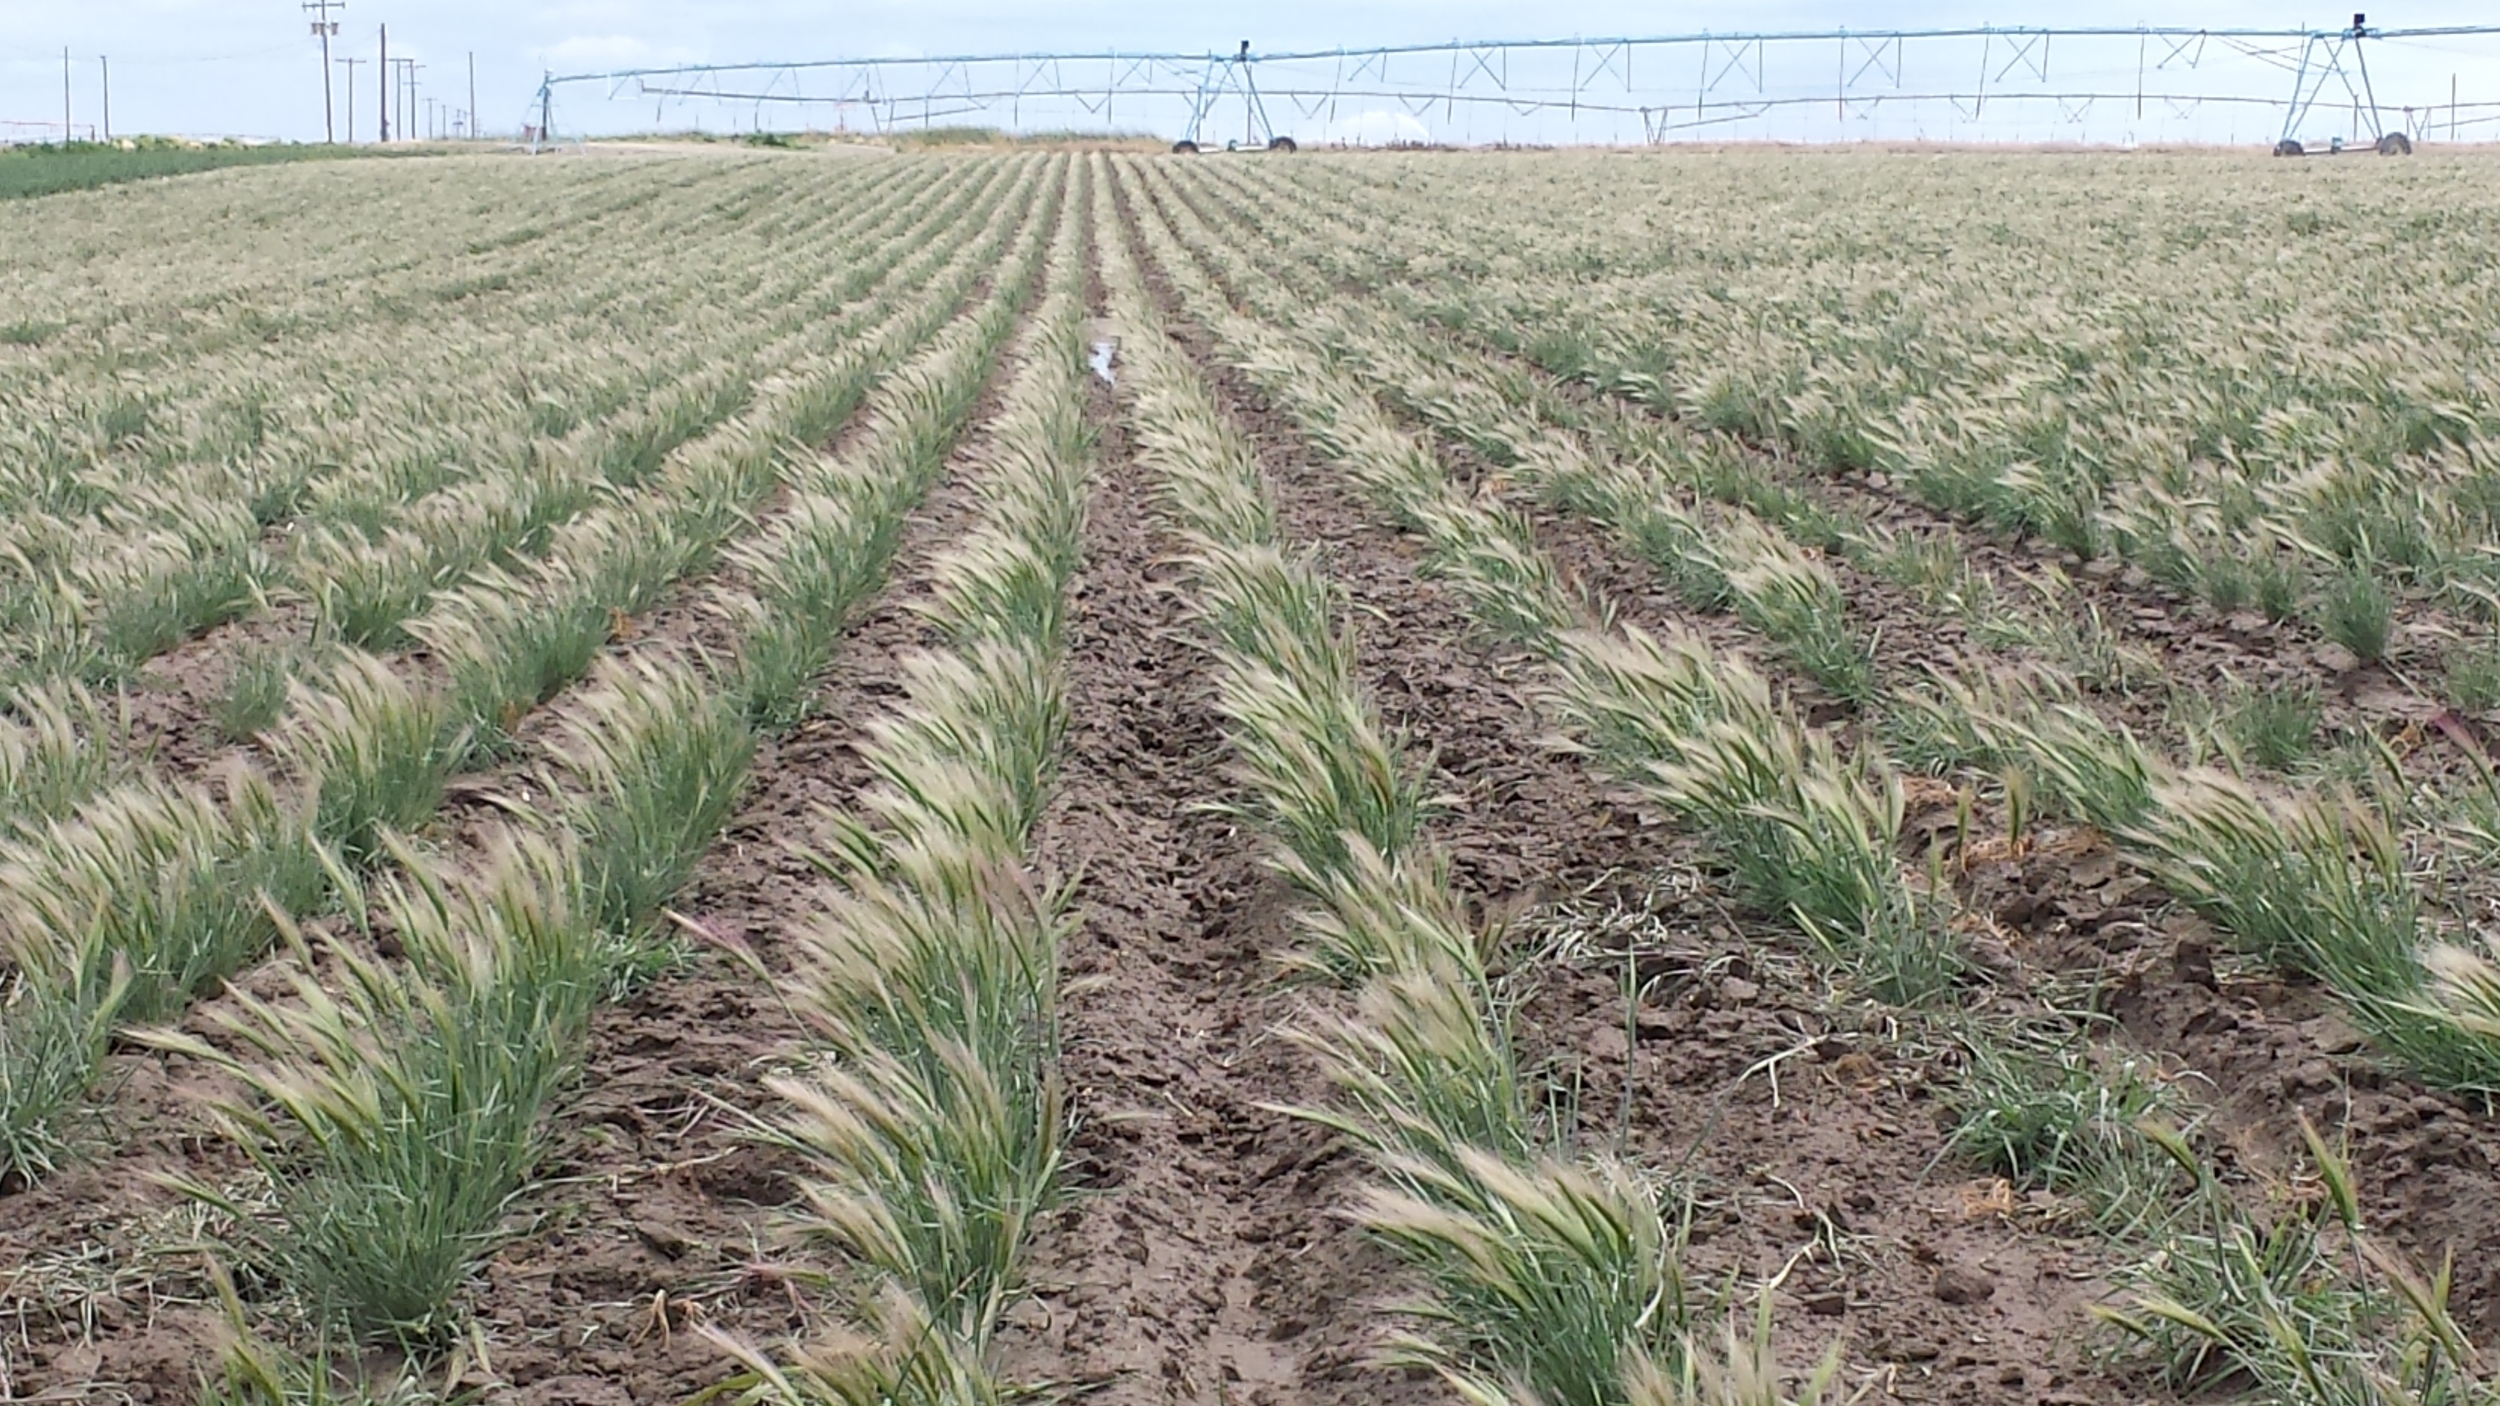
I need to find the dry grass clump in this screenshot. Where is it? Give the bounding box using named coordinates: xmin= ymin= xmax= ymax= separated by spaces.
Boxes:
xmin=145 ymin=831 xmax=601 ymax=1344
xmin=1549 ymin=626 xmax=1960 ymax=1005
xmin=549 ymin=648 xmax=756 ymax=943
xmin=0 ymin=769 xmax=321 ymax=1182
xmin=276 ymin=649 xmax=458 ymax=868
xmin=0 ymin=680 xmax=122 ymax=834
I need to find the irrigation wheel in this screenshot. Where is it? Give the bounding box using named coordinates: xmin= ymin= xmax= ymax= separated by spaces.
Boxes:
xmin=2378 ymin=132 xmax=2414 ymax=155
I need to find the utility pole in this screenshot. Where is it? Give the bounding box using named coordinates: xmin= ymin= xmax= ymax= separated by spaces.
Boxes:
xmin=305 ymin=0 xmax=344 ymax=142
xmin=413 ymin=61 xmax=426 ymax=139
xmin=396 ymin=59 xmax=424 ymax=142
xmin=378 ymin=25 xmax=389 ymax=141
xmin=62 ymin=47 xmax=71 ymax=144
xmin=468 ymin=52 xmax=476 ymax=142
xmin=100 ymin=57 xmax=110 ymax=142
xmin=338 ymin=56 xmax=364 ymax=141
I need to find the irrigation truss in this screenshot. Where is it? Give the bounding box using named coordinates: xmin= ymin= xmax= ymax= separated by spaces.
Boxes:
xmin=532 ymin=20 xmax=2500 ymax=148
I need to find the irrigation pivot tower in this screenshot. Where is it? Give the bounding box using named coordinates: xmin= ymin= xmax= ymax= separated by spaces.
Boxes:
xmin=2274 ymin=13 xmax=2408 ymax=154
xmin=1174 ymin=42 xmax=1293 ymax=152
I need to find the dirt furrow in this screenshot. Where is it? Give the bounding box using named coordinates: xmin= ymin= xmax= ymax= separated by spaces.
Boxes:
xmin=991 ymin=347 xmax=1435 ymax=1404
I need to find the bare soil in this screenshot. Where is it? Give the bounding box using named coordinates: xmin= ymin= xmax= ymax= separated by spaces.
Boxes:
xmin=118 ymin=600 xmax=311 ymax=782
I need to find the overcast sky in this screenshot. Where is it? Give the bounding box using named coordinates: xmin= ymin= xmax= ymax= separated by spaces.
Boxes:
xmin=5 ymin=2 xmax=2499 ymax=145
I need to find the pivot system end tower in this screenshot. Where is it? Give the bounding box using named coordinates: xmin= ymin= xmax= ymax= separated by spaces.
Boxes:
xmin=1173 ymin=42 xmax=1297 ymax=153
xmin=2275 ymin=13 xmax=2412 ymax=155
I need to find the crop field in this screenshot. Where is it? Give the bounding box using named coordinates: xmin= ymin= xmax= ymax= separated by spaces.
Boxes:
xmin=4 ymin=144 xmax=2500 ymax=1405
xmin=0 ymin=142 xmax=366 ymax=202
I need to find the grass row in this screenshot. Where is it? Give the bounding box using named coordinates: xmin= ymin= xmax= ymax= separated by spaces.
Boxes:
xmin=0 ymin=158 xmax=1022 ymax=836
xmin=1099 ymin=156 xmax=1785 ymax=1406
xmin=1145 ymin=155 xmax=2500 ymax=1100
xmin=156 ymin=164 xmax=1060 ymax=1391
xmin=1238 ymin=156 xmax=2500 ymax=669
xmin=0 ymin=160 xmax=972 ymax=696
xmin=712 ymin=161 xmax=1093 ymax=1406
xmin=1129 ymin=155 xmax=2500 ymax=1406
xmin=0 ymin=156 xmax=865 ymax=519
xmin=0 ymin=160 xmax=1046 ymax=1190
xmin=1178 ymin=158 xmax=2328 ymax=755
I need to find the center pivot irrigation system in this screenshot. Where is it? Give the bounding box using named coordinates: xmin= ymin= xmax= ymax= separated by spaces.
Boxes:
xmin=525 ymin=16 xmax=2500 ymax=151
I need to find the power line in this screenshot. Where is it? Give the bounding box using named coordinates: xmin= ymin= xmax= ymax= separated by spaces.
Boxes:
xmin=0 ymin=41 xmax=299 ymax=66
